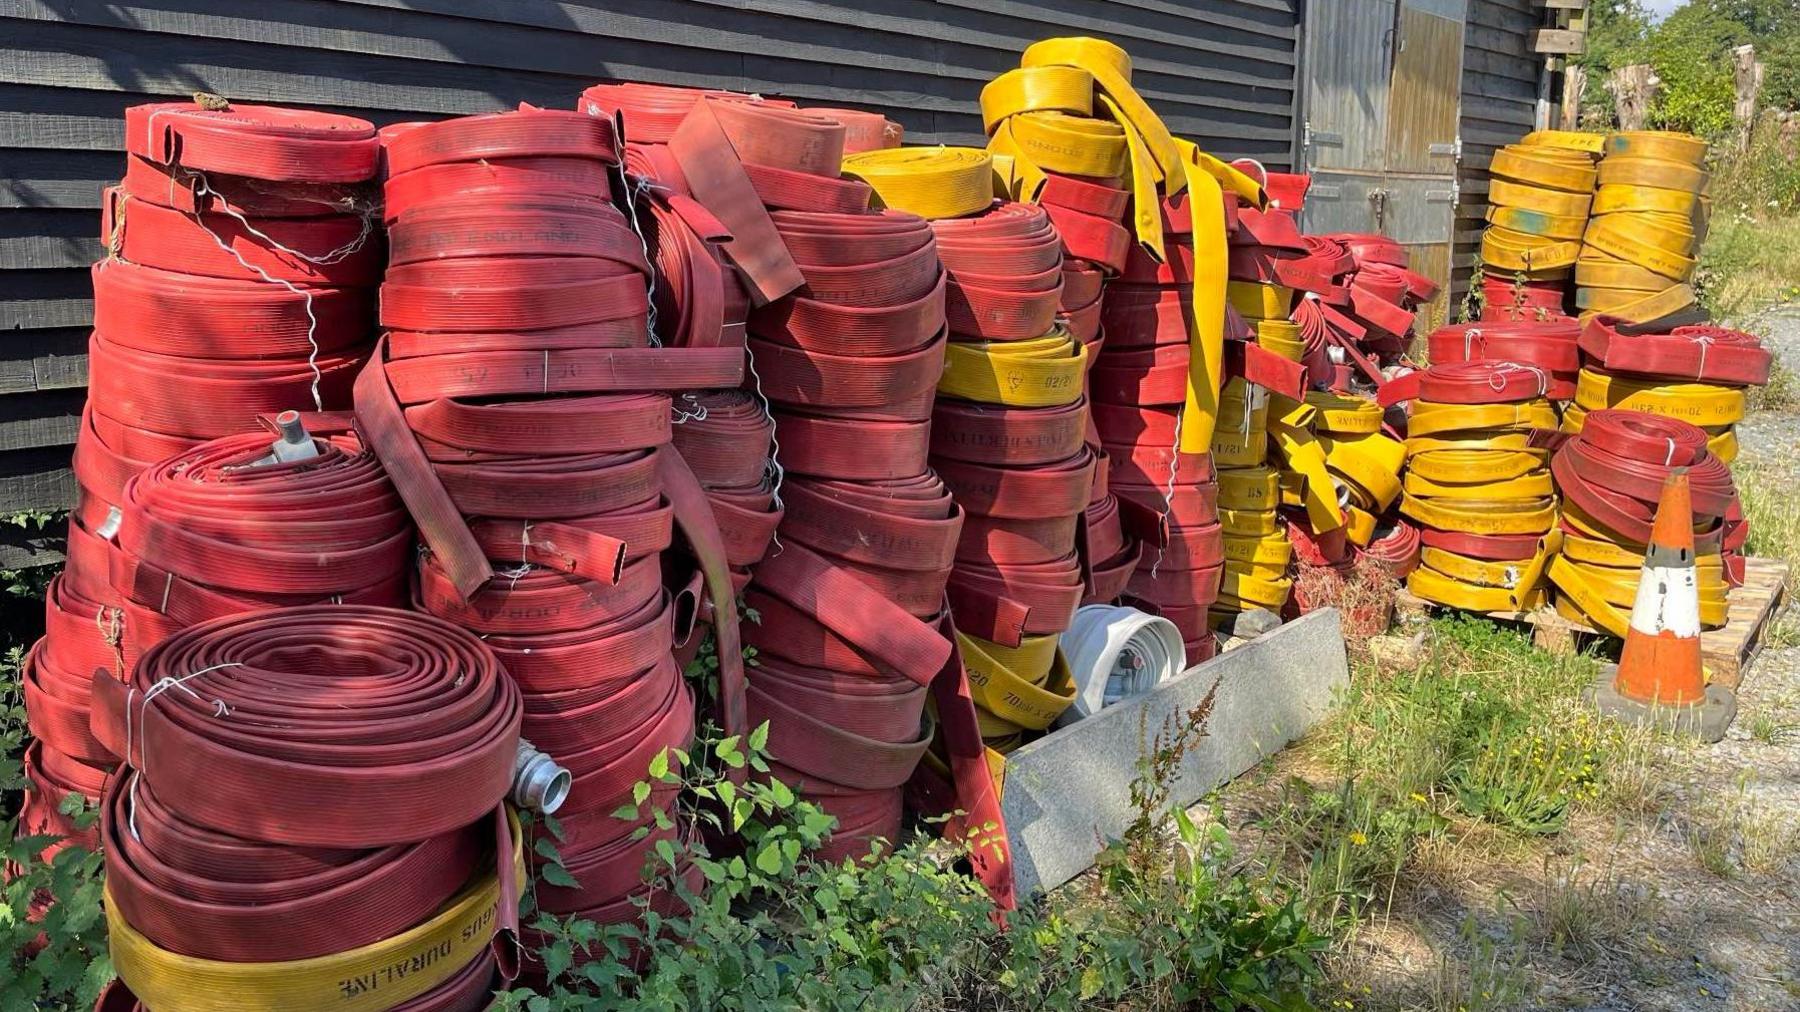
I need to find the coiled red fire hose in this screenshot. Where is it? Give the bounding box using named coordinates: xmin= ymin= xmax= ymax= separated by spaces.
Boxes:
xmin=1579 ymin=316 xmax=1772 ymax=386
xmin=89 ymin=606 xmax=520 ymax=849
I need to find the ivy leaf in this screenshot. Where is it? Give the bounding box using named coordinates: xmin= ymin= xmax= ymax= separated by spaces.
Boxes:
xmin=540 ymin=862 xmax=580 ymax=889
xmin=632 ymin=780 xmax=651 ymax=807
xmin=749 ymin=720 xmax=770 ymax=752
xmin=754 ymin=841 xmax=783 ymax=876
xmin=648 ymin=748 xmax=670 ymax=780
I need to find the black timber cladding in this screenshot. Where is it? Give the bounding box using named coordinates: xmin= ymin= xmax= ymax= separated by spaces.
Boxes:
xmin=1453 ymin=0 xmax=1545 ymax=312
xmin=0 ymin=0 xmax=1301 ymax=520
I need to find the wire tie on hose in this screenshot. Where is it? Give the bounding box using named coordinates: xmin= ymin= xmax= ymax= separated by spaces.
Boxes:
xmin=159 ymin=572 xmax=174 ymax=614
xmin=1665 ymin=438 xmax=1676 ymax=467
xmin=542 ymin=349 xmax=550 ymax=395
xmin=743 ymin=343 xmax=787 ymax=520
xmin=1150 ymin=407 xmax=1185 ymax=580
xmin=615 ymin=162 xmax=662 ymax=347
xmin=125 ymin=661 xmax=242 ymax=776
xmin=178 ymin=169 xmax=334 ymax=411
xmin=1463 ymin=327 xmax=1482 ymax=359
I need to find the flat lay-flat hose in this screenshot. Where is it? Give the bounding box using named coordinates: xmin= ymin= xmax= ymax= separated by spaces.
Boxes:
xmin=1576 ymin=131 xmax=1710 ymax=323
xmin=1395 ymin=363 xmax=1560 ymax=610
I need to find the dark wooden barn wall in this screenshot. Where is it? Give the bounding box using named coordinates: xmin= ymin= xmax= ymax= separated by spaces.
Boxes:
xmin=1452 ymin=0 xmax=1545 ymax=314
xmin=0 ymin=0 xmax=1302 ymax=529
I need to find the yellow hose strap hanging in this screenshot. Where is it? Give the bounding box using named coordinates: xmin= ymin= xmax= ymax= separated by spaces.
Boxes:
xmin=1182 ymin=146 xmax=1266 ymax=207
xmin=1176 ymin=137 xmax=1229 ymax=455
xmin=1216 ymin=464 xmax=1280 ymax=511
xmin=1268 ymin=393 xmax=1343 ymax=533
xmin=1489 ymin=179 xmax=1593 ymax=218
xmin=1573 ymin=368 xmax=1745 ymax=426
xmin=109 ymin=811 xmax=526 ymax=1012
xmin=939 ymin=331 xmax=1088 ymax=406
xmin=1219 ymin=507 xmax=1280 ymax=537
xmin=1490 ymin=147 xmax=1598 ymax=192
xmin=959 ymin=631 xmax=1075 ymax=735
xmin=1227 ymin=281 xmax=1294 ymax=320
xmin=1605 ymin=130 xmax=1708 ymax=165
xmin=1020 ymin=37 xmax=1185 ymax=197
xmin=1596 ymin=156 xmax=1708 ymax=193
xmin=1400 ymin=493 xmax=1557 ymax=535
xmin=842 ymin=146 xmax=995 ymax=220
xmin=1524 ymin=129 xmax=1608 ymax=153
xmin=1487 ymin=205 xmax=1588 ymax=241
xmin=1223 ymin=531 xmax=1294 ymax=567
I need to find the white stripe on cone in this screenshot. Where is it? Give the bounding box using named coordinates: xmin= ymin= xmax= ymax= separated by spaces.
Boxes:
xmin=1628 ymin=564 xmax=1701 ymax=639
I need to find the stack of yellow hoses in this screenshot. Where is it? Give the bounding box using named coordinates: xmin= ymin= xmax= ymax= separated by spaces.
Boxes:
xmin=1399 ymin=364 xmax=1561 ymax=612
xmin=1576 ymin=130 xmax=1710 ymax=323
xmin=981 ymin=37 xmax=1249 ymax=455
xmin=1212 ymin=462 xmax=1289 ymax=617
xmin=1481 ymin=132 xmax=1600 ymax=283
xmin=1308 ymin=391 xmax=1404 ymax=548
xmin=1562 ymin=367 xmax=1744 ymax=465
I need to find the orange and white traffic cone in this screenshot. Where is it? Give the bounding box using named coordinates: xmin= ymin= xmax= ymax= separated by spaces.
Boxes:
xmin=1585 ymin=468 xmax=1736 ymax=741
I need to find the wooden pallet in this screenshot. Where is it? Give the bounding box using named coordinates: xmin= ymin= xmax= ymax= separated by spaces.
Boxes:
xmin=1395 ymin=556 xmax=1790 ymax=690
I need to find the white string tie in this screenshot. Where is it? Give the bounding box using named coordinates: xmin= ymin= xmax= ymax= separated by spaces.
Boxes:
xmin=126 ymin=661 xmax=242 ymax=775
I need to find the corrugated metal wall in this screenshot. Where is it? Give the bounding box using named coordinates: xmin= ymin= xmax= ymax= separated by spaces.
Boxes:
xmin=0 ymin=0 xmax=1303 ymax=537
xmin=1453 ymin=0 xmax=1546 ymax=314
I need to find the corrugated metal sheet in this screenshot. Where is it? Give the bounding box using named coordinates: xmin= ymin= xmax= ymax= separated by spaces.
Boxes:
xmin=0 ymin=0 xmax=1303 ymax=516
xmin=1452 ymin=0 xmax=1547 ymax=314
xmin=1300 ymin=0 xmax=1466 ymax=327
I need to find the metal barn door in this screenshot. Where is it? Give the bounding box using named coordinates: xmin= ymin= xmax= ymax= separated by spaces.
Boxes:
xmin=1301 ymin=0 xmax=1467 ymax=329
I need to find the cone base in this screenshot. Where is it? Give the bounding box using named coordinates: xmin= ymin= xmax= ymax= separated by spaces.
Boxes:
xmin=1584 ymin=664 xmax=1736 ymax=743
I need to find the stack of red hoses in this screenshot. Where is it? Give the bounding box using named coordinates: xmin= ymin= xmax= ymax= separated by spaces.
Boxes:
xmin=94 ymin=607 xmax=522 ymax=1010
xmin=1035 ymin=172 xmax=1138 ymax=603
xmin=1330 ymin=233 xmax=1438 ymax=384
xmin=1426 ymin=317 xmax=1583 ymax=401
xmin=588 ymin=84 xmax=785 ymax=596
xmin=84 ymin=101 xmax=382 ymax=516
xmin=27 ymin=424 xmax=415 ymax=806
xmin=922 ymin=199 xmax=1094 ymax=749
xmin=364 ymin=108 xmax=726 ymax=940
xmin=726 ymin=101 xmax=951 ymax=861
xmin=1091 ymin=205 xmax=1225 ymax=661
xmin=24 ymin=100 xmax=386 ymax=871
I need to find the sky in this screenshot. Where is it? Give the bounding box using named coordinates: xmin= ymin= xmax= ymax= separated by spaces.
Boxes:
xmin=1645 ymin=0 xmax=1684 ymax=18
